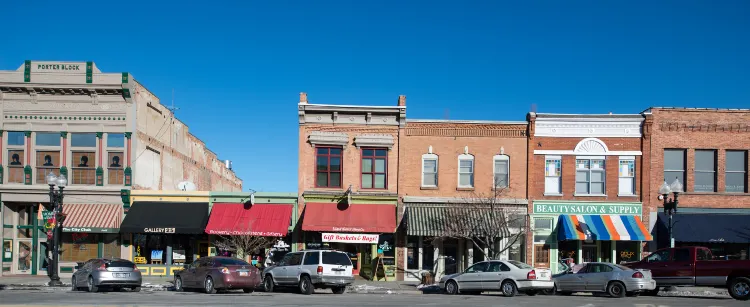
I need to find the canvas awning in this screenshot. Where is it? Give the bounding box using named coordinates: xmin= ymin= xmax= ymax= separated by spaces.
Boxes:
xmin=61 ymin=203 xmax=122 ymax=233
xmin=405 ymin=204 xmax=516 ymax=237
xmin=557 ymin=214 xmax=652 ymax=241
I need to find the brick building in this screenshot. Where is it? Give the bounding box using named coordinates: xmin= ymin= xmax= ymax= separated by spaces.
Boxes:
xmin=644 ymin=108 xmax=750 ymax=260
xmin=526 ymin=113 xmax=652 ymax=272
xmin=0 ymin=61 xmax=240 ymax=275
xmin=297 ymin=93 xmax=405 ymax=279
xmin=397 ymin=119 xmax=528 ymax=281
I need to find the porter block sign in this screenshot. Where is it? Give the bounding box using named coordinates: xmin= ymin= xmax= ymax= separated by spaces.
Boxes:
xmin=322 ymin=233 xmax=379 ymax=244
xmin=533 ymin=202 xmax=641 ymax=215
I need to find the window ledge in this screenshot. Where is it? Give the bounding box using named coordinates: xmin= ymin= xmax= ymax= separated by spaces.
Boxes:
xmin=543 ymin=193 xmax=563 ymax=196
xmin=456 ymin=187 xmax=475 ymax=191
xmin=420 ymin=186 xmax=438 ymax=190
xmin=492 ymin=187 xmax=509 ymax=191
xmin=617 ymin=194 xmax=639 ymax=197
xmin=574 ymin=193 xmax=607 ymax=197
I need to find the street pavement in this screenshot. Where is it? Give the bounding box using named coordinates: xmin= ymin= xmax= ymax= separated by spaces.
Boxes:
xmin=0 ymin=288 xmax=746 ymax=307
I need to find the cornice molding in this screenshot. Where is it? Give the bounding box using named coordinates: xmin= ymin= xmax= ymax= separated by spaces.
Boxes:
xmin=308 ymin=131 xmax=349 ymax=147
xmin=534 ymin=120 xmax=643 ymax=138
xmin=354 ymin=134 xmax=395 ymax=149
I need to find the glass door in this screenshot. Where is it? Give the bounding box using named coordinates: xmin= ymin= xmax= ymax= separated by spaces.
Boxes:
xmin=582 ymin=244 xmax=597 ymax=263
xmin=16 ymin=240 xmax=33 ymax=274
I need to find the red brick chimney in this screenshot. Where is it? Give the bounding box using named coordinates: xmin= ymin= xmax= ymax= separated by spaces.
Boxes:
xmin=299 ymin=92 xmax=308 ymax=104
xmin=397 ymin=95 xmax=406 ymax=107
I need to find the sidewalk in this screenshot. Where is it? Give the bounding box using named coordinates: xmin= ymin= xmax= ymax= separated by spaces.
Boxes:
xmin=0 ymin=275 xmax=173 ymax=291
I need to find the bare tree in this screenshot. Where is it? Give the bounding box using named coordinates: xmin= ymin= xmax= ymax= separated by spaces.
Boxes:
xmin=211 ymin=224 xmax=274 ymax=260
xmin=434 ymin=187 xmax=528 ymax=261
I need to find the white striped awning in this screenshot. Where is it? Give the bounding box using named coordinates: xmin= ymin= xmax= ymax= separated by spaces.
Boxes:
xmin=61 ymin=203 xmax=122 ymax=233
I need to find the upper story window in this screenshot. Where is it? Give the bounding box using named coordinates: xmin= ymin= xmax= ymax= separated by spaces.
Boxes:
xmin=544 ymin=157 xmax=561 ymax=195
xmin=664 ymin=149 xmax=686 ymax=188
xmin=7 ymin=131 xmax=26 ymax=184
xmin=107 ymin=133 xmax=125 ymax=185
xmin=493 ymin=154 xmax=510 ymax=189
xmin=618 ymin=158 xmax=635 ymax=196
xmin=457 ymin=152 xmax=474 ymax=188
xmin=71 ymin=133 xmax=97 ymax=185
xmin=576 ymin=158 xmax=605 ymax=195
xmin=35 ymin=132 xmax=61 ymax=184
xmin=726 ymin=150 xmax=747 ymax=193
xmin=361 ymin=148 xmax=387 ymax=189
xmin=694 ymin=150 xmax=717 ymax=192
xmin=315 ymin=147 xmax=342 ymax=188
xmin=421 ymin=150 xmax=438 ymax=188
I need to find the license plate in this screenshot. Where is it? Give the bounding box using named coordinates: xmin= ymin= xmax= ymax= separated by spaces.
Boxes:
xmin=114 ymin=273 xmax=129 ymax=278
xmin=239 ymin=271 xmax=248 ymax=276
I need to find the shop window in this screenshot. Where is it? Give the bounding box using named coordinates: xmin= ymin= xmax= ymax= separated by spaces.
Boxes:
xmin=457 ymin=154 xmax=474 ymax=188
xmin=558 ymin=240 xmax=578 ymax=262
xmin=406 ymin=236 xmax=419 ymax=270
xmin=533 ymin=218 xmax=553 ymax=231
xmin=61 ymin=233 xmax=99 ymax=262
xmin=107 ymin=152 xmax=124 ymax=185
xmin=618 ymin=159 xmax=635 ymax=195
xmin=576 ymin=158 xmax=605 ymax=195
xmin=493 ymin=155 xmax=510 ymax=189
xmin=600 ymin=240 xmax=612 ymax=263
xmin=422 ymin=240 xmax=435 ymax=271
xmin=102 ymin=234 xmax=120 ymax=259
xmin=133 ymin=234 xmax=171 ymax=264
xmin=694 ymin=150 xmax=716 ymax=192
xmin=315 ymin=147 xmax=342 ymax=188
xmin=616 ymin=241 xmax=641 ymax=263
xmin=544 ymin=157 xmax=561 ymax=194
xmin=664 ymin=149 xmax=686 ymax=187
xmin=378 ymin=234 xmax=395 ymax=266
xmin=508 ymin=235 xmax=525 ymax=262
xmin=36 ymin=151 xmax=60 ymax=184
xmin=421 ymin=154 xmax=438 ymax=187
xmin=72 ymin=151 xmax=96 ymax=185
xmin=726 ymin=150 xmax=747 ymax=193
xmin=361 ymin=148 xmax=387 ymax=189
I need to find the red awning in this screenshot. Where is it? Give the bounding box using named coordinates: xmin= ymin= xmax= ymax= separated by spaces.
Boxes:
xmin=301 ymin=203 xmax=396 ymax=233
xmin=205 ymin=203 xmax=293 ymax=237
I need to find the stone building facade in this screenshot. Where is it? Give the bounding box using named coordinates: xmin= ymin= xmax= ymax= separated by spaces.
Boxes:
xmin=0 ymin=61 xmax=240 ymax=275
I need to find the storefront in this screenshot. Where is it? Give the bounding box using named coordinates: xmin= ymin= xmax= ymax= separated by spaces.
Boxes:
xmin=656 ymin=209 xmax=750 ymax=260
xmin=119 ymin=201 xmax=210 ymax=276
xmin=531 ymin=201 xmax=652 ymax=273
xmin=300 ymin=201 xmax=397 ymax=281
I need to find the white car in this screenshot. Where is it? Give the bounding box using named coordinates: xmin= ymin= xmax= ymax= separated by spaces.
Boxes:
xmin=439 ymin=260 xmax=554 ymax=296
xmin=262 ymin=249 xmax=354 ymax=295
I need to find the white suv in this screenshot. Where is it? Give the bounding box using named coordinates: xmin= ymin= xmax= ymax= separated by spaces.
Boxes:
xmin=262 ymin=249 xmax=354 ymax=295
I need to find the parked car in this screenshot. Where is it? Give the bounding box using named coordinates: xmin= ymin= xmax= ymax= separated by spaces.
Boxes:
xmin=624 ymin=246 xmax=750 ymax=300
xmin=173 ymin=256 xmax=261 ymax=294
xmin=262 ymin=249 xmax=354 ymax=295
xmin=439 ymin=260 xmax=553 ymax=297
xmin=552 ymin=262 xmax=655 ymax=298
xmin=71 ymin=258 xmax=142 ymax=293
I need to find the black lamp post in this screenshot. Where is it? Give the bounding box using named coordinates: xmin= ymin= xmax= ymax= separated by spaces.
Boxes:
xmin=659 ymin=178 xmax=683 ymax=248
xmin=43 ymin=172 xmax=67 ymax=286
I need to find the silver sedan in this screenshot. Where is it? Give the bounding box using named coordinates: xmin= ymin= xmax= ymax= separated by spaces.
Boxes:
xmin=71 ymin=258 xmax=143 ymax=293
xmin=552 ymin=262 xmax=656 ymax=298
xmin=439 ymin=260 xmax=554 ymax=297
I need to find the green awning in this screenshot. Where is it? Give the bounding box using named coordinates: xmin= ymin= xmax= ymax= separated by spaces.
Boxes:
xmin=405 ymin=204 xmax=518 ymax=238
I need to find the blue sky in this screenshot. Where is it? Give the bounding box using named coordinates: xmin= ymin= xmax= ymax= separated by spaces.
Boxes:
xmin=2 ymin=1 xmax=749 ymax=192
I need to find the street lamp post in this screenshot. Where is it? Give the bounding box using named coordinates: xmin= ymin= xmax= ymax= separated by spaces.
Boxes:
xmin=658 ymin=178 xmax=683 ymax=248
xmin=44 ymin=172 xmax=67 ymax=286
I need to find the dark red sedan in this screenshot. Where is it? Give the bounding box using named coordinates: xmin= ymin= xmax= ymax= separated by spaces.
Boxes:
xmin=174 ymin=256 xmax=261 ymax=294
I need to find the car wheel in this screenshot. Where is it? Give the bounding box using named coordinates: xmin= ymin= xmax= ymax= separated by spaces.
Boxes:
xmin=501 ymin=280 xmax=518 ymax=297
xmin=131 ymin=287 xmax=141 ymax=293
xmin=444 ymin=280 xmax=459 ymax=295
xmin=729 ymin=277 xmax=750 ymax=301
xmin=541 ymin=285 xmax=556 ymax=295
xmin=607 ymin=281 xmax=626 ymax=298
xmin=526 ymin=290 xmax=538 ymax=296
xmin=174 ymin=276 xmax=184 ymax=292
xmin=71 ymin=277 xmax=78 ymax=291
xmin=204 ymin=276 xmax=217 ymax=294
xmin=263 ymin=275 xmax=275 ymax=293
xmin=299 ymin=275 xmax=313 ymax=295
xmin=87 ymin=276 xmax=99 ymax=293
xmin=626 ymin=291 xmax=640 ymax=297
xmin=243 ymin=288 xmax=254 ymax=294
xmin=332 ymin=286 xmax=346 ymax=294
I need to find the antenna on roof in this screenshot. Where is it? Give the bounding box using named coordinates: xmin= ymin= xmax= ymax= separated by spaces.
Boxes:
xmin=167 ymin=89 xmax=179 ymax=114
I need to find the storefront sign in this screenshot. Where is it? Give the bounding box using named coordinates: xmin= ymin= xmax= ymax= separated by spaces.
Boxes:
xmin=143 ymin=227 xmax=176 ymax=233
xmin=62 ymin=227 xmax=117 ymax=233
xmin=533 ymin=202 xmax=641 ymax=215
xmin=322 ymin=233 xmax=379 ymax=244
xmin=332 ymin=226 xmax=366 ymax=232
xmin=206 ymin=230 xmax=285 ymax=237
xmin=32 ymin=62 xmax=85 ymax=73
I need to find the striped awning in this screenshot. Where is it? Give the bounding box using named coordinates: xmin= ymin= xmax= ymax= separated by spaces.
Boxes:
xmin=557 ymin=215 xmax=653 ymax=241
xmin=61 ymin=203 xmax=122 ymax=233
xmin=406 ymin=204 xmax=520 ymax=237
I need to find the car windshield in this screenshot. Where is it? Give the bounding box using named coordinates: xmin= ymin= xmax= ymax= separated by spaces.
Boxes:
xmin=614 ymin=264 xmax=632 ymax=271
xmin=322 ymin=252 xmax=352 ymax=266
xmin=215 ymin=258 xmax=250 ymax=266
xmin=507 ymin=260 xmax=533 ymax=269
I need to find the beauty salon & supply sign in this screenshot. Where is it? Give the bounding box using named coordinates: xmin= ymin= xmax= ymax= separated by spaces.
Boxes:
xmin=533 ymin=202 xmax=642 ymax=215
xmin=322 ymin=233 xmax=379 ymax=244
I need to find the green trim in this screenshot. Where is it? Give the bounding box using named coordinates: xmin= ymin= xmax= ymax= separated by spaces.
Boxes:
xmin=124 ymin=167 xmax=132 ymax=186
xmin=122 ymin=88 xmax=131 ymax=99
xmin=124 ymin=132 xmax=132 ymax=139
xmin=60 ymin=266 xmax=74 ymax=273
xmin=61 ymin=131 xmax=68 ymax=138
xmin=122 ymin=72 xmax=129 ymax=84
xmin=0 ymin=165 xmax=4 ymax=184
xmin=97 ymin=240 xmax=103 ymax=258
xmin=86 ymin=61 xmax=93 ymax=83
xmin=96 ymin=167 xmax=104 ymax=186
xmin=24 ymin=165 xmax=32 ymax=185
xmin=59 ymin=166 xmax=68 ymax=180
xmin=31 ymin=205 xmax=38 ymax=275
xmin=24 ymin=131 xmax=32 ymax=137
xmin=63 ymin=227 xmax=119 ymax=233
xmin=121 ymin=189 xmax=131 ymax=207
xmin=3 ymin=224 xmax=13 ymax=228
xmin=96 ymin=132 xmax=103 ymax=138
xmin=24 ymin=60 xmax=31 ymax=82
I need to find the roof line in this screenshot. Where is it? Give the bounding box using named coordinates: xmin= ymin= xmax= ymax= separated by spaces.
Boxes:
xmin=300 ymin=103 xmax=405 ymax=109
xmin=407 ymin=119 xmax=528 ymax=125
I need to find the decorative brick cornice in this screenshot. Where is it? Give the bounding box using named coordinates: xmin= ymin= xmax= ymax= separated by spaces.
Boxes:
xmin=405 ymin=125 xmax=527 ymax=138
xmin=659 ymin=122 xmax=750 ymax=133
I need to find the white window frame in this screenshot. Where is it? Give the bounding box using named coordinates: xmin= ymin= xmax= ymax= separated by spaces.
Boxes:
xmin=421 ymin=153 xmax=438 ymax=188
xmin=533 ymin=217 xmax=554 ymax=244
xmin=457 ymin=154 xmax=475 ymax=188
xmin=618 ymin=156 xmax=635 ymax=196
xmin=575 ymin=156 xmax=606 ymax=196
xmin=493 ymin=154 xmax=510 ymax=189
xmin=544 ymin=156 xmax=562 ymax=195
